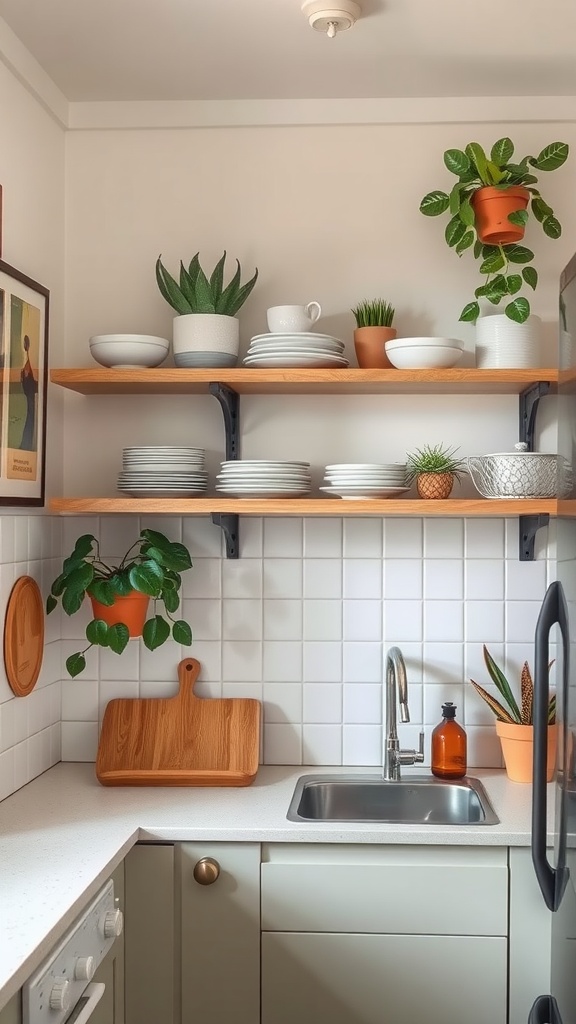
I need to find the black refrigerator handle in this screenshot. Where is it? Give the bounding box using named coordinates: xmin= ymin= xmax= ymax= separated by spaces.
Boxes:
xmin=528 ymin=994 xmax=563 ymax=1024
xmin=532 ymin=581 xmax=569 ymax=911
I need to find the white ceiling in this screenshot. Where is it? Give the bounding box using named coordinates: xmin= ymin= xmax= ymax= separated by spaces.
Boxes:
xmin=0 ymin=0 xmax=574 ymax=103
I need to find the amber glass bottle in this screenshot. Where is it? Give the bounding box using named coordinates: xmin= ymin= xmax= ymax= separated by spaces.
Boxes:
xmin=431 ymin=702 xmax=467 ymax=779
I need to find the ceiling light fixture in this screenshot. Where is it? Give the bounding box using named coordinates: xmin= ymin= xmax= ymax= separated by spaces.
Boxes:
xmin=301 ymin=0 xmax=362 ymax=38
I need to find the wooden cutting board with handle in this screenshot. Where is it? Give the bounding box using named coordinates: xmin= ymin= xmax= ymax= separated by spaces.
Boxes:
xmin=96 ymin=657 xmax=261 ymax=787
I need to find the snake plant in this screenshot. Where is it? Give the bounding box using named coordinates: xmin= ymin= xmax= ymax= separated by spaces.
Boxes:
xmin=470 ymin=645 xmax=556 ymax=725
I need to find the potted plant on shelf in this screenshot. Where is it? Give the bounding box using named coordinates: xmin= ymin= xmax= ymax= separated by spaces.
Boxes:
xmin=351 ymin=298 xmax=396 ymax=368
xmin=470 ymin=645 xmax=556 ymax=783
xmin=419 ymin=137 xmax=569 ymax=326
xmin=47 ymin=529 xmax=193 ymax=677
xmin=405 ymin=442 xmax=465 ymax=499
xmin=156 ymin=250 xmax=258 ymax=368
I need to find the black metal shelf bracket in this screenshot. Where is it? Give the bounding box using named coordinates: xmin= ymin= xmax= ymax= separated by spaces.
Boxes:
xmin=211 ymin=513 xmax=239 ymax=559
xmin=519 ymin=514 xmax=549 ymax=561
xmin=519 ymin=382 xmax=551 ymax=451
xmin=209 ymin=382 xmax=240 ymax=461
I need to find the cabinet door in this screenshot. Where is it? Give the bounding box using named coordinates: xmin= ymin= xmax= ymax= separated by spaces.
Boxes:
xmin=179 ymin=843 xmax=260 ymax=1024
xmin=125 ymin=844 xmax=174 ymax=1024
xmin=262 ymin=932 xmax=507 ymax=1024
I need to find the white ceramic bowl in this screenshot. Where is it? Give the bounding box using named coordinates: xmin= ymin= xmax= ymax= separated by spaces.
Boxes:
xmin=89 ymin=334 xmax=169 ymax=368
xmin=385 ymin=345 xmax=463 ymax=369
xmin=386 ymin=336 xmax=465 ymax=350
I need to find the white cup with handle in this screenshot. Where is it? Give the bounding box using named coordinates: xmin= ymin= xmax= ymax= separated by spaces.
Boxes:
xmin=266 ymin=302 xmax=322 ymax=333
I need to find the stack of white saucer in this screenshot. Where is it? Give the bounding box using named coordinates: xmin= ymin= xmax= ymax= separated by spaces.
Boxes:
xmin=243 ymin=333 xmax=348 ymax=369
xmin=118 ymin=447 xmax=208 ymax=497
xmin=216 ymin=460 xmax=312 ymax=498
xmin=320 ymin=463 xmax=409 ymax=499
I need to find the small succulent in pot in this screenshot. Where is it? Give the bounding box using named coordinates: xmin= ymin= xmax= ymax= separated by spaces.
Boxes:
xmin=47 ymin=529 xmax=194 ymax=678
xmin=351 ymin=298 xmax=395 ymax=328
xmin=405 ymin=443 xmax=466 ymax=499
xmin=419 ymin=138 xmax=569 ymax=324
xmin=470 ymin=645 xmax=556 ymax=725
xmin=155 ymin=251 xmax=258 ymax=316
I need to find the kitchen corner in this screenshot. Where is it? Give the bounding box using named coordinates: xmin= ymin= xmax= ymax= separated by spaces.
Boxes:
xmin=0 ymin=761 xmax=554 ymax=1013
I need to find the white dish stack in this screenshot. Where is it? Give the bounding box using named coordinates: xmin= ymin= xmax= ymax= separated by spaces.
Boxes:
xmin=320 ymin=463 xmax=409 ymax=499
xmin=118 ymin=446 xmax=208 ymax=497
xmin=243 ymin=333 xmax=349 ymax=369
xmin=216 ymin=460 xmax=312 ymax=498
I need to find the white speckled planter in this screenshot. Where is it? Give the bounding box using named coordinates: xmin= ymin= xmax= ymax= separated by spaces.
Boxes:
xmin=172 ymin=313 xmax=240 ymax=367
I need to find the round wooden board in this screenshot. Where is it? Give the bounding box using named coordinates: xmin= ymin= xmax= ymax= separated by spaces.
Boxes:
xmin=4 ymin=576 xmax=44 ymax=696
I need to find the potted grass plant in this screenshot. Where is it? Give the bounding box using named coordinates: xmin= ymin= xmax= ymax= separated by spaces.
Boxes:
xmin=470 ymin=645 xmax=557 ymax=782
xmin=156 ymin=250 xmax=258 ymax=367
xmin=419 ymin=138 xmax=569 ymax=325
xmin=47 ymin=529 xmax=194 ymax=677
xmin=351 ymin=298 xmax=396 ymax=368
xmin=405 ymin=442 xmax=465 ymax=499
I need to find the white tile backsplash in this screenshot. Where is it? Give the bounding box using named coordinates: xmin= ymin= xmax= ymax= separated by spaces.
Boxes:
xmin=0 ymin=513 xmax=556 ymax=803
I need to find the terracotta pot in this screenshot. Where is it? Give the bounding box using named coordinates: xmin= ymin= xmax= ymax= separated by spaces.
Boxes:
xmin=353 ymin=326 xmax=396 ymax=369
xmin=416 ymin=472 xmax=454 ymax=499
xmin=471 ymin=186 xmax=530 ymax=245
xmin=89 ymin=590 xmax=150 ymax=638
xmin=496 ymin=720 xmax=557 ymax=783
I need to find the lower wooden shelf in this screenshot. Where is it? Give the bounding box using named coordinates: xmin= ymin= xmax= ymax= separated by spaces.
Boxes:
xmin=48 ymin=497 xmax=562 ymax=517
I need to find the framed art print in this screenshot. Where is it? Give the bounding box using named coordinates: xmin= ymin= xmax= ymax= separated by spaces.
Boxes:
xmin=0 ymin=260 xmax=49 ymax=506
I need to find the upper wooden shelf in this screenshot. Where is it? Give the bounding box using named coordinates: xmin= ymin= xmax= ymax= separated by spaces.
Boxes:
xmin=49 ymin=497 xmax=562 ymax=517
xmin=50 ymin=367 xmax=559 ymax=396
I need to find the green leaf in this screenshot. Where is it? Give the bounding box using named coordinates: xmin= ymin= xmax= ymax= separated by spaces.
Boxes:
xmin=533 ymin=142 xmax=569 ymax=171
xmin=459 ymin=199 xmax=475 ymax=227
xmin=107 ymin=573 xmax=133 ymax=596
xmin=155 ymin=257 xmax=193 ymax=315
xmin=505 ymin=297 xmax=531 ymax=323
xmin=543 ymin=216 xmax=562 ymax=239
xmin=222 ymin=267 xmax=258 ymax=317
xmin=419 ymin=191 xmax=450 ymax=217
xmin=107 ymin=623 xmax=130 ymax=655
xmin=484 ymin=274 xmax=508 ymax=304
xmin=129 ymin=560 xmax=163 ymax=596
xmin=485 ymin=160 xmax=505 ymax=185
xmin=62 ymin=587 xmax=86 ymax=616
xmin=480 ymin=251 xmax=506 ymax=274
xmin=455 ymin=230 xmax=474 ymax=255
xmin=194 ymin=264 xmax=217 ymax=313
xmin=165 ymin=542 xmax=192 ymax=571
xmin=209 ymin=251 xmax=227 ymax=306
xmin=503 ymin=244 xmax=534 ymax=264
xmin=507 ymin=209 xmax=529 ymax=227
xmin=473 ymin=240 xmax=483 ymax=260
xmin=46 ymin=594 xmax=57 ymax=614
xmin=522 ymin=266 xmax=538 ymax=291
xmin=161 ymin=586 xmax=180 ymax=614
xmin=531 ymin=196 xmax=552 ymax=223
xmin=491 ymin=137 xmax=514 ymax=166
xmin=482 ymin=645 xmax=522 ymax=722
xmin=86 ymin=619 xmax=109 ymax=646
xmin=459 ymin=301 xmax=480 ymax=323
xmin=506 ymin=274 xmax=522 ymax=294
xmin=64 ymin=562 xmax=94 ymax=592
xmin=172 ymin=620 xmax=193 ymax=646
xmin=465 ymin=142 xmax=490 ymax=184
xmin=474 ymin=284 xmax=488 ymax=298
xmin=443 ymin=149 xmax=470 ymax=176
xmin=73 ymin=534 xmax=96 ymax=558
xmin=449 ymin=182 xmax=463 ymax=216
xmin=444 ymin=216 xmax=466 ymax=248
xmin=140 ymin=529 xmax=173 ymax=552
xmin=142 ymin=615 xmax=171 ymax=651
xmin=62 ymin=553 xmax=88 ymax=574
xmin=50 ymin=572 xmax=67 ymax=597
xmin=88 ymin=578 xmax=116 ymax=605
xmin=66 ymin=652 xmax=86 ymax=678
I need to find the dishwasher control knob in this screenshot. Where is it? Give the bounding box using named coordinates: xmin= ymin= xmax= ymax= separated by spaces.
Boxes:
xmin=103 ymin=908 xmax=124 ymax=938
xmin=49 ymin=978 xmax=71 ymax=1012
xmin=74 ymin=956 xmax=95 ymax=981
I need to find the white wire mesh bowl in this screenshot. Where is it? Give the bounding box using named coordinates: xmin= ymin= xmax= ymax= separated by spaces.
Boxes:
xmin=467 ymin=445 xmax=573 ymax=499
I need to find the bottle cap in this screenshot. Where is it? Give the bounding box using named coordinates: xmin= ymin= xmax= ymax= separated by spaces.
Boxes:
xmin=441 ymin=701 xmax=457 ymax=719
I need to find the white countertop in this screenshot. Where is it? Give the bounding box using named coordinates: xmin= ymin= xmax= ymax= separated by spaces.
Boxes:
xmin=0 ymin=762 xmax=552 ymax=1011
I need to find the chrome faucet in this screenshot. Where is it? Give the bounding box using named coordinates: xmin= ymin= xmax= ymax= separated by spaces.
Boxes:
xmin=383 ymin=646 xmax=425 ymax=781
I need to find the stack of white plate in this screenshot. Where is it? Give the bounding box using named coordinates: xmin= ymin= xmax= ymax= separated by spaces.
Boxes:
xmin=243 ymin=333 xmax=349 ymax=369
xmin=118 ymin=446 xmax=208 ymax=497
xmin=321 ymin=463 xmax=409 ymax=499
xmin=216 ymin=460 xmax=312 ymax=498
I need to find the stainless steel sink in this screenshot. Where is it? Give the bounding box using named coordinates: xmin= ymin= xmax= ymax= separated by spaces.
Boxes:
xmin=287 ymin=774 xmax=499 ymax=825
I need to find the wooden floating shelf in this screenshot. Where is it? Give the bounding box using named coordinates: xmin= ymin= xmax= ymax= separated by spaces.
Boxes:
xmin=49 ymin=497 xmax=561 ymax=517
xmin=50 ymin=367 xmax=559 ymax=396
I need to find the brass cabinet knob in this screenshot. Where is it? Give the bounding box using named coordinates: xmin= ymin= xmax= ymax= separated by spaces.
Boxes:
xmin=193 ymin=857 xmax=220 ymax=885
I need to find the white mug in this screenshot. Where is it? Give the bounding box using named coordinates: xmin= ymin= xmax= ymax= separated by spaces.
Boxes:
xmin=267 ymin=302 xmax=322 ymax=334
